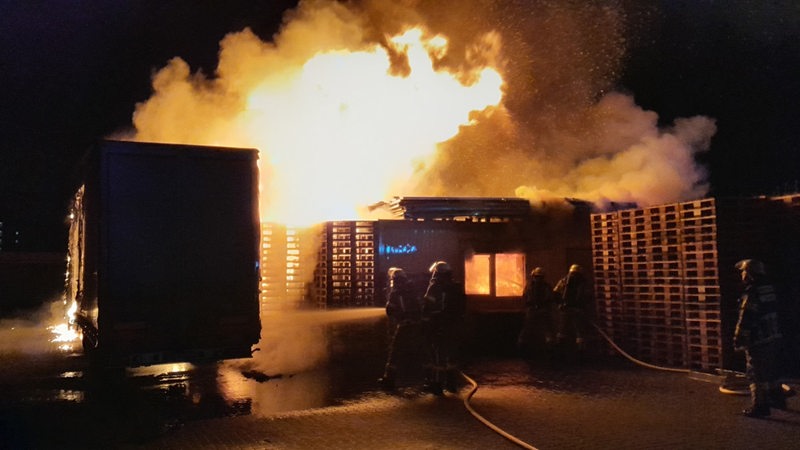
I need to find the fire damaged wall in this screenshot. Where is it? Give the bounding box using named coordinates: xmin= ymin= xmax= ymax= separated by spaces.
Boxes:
xmin=592 ymin=194 xmax=800 ymax=374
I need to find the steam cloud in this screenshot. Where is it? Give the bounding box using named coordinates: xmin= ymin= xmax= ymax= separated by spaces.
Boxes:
xmin=127 ymin=0 xmax=716 ymax=215
xmin=228 ymin=308 xmax=385 ymax=375
xmin=0 ymin=299 xmax=74 ymax=355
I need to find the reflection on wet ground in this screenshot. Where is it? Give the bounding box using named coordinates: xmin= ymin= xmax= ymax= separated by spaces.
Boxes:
xmin=5 ymin=303 xmax=799 ymax=449
xmin=0 ymin=308 xmax=390 ymax=447
xmin=2 ymin=306 xmax=700 ymax=448
xmin=464 ymin=356 xmax=698 ymax=397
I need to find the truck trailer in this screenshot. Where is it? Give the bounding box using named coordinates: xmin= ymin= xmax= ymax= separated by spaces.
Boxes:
xmin=66 ymin=140 xmax=261 ymax=367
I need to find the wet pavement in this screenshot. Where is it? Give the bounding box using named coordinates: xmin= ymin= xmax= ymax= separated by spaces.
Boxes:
xmin=2 ymin=310 xmax=800 ymax=449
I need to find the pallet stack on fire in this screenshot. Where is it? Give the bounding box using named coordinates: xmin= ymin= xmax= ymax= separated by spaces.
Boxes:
xmin=592 ymin=194 xmax=800 ymax=373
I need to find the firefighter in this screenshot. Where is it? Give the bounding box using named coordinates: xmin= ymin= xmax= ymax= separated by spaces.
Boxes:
xmin=378 ymin=267 xmax=424 ymax=390
xmin=733 ymin=259 xmax=785 ymax=417
xmin=553 ymin=264 xmax=590 ymax=351
xmin=422 ymin=261 xmax=466 ymax=395
xmin=517 ymin=267 xmax=555 ymax=357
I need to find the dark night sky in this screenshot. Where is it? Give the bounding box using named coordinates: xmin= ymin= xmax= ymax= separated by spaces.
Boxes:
xmin=1 ymin=0 xmax=798 ymax=251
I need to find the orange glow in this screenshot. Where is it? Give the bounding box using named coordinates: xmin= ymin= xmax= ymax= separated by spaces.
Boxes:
xmin=49 ymin=299 xmax=80 ymax=352
xmin=465 ymin=254 xmax=491 ymax=295
xmin=243 ymin=28 xmax=502 ymax=225
xmin=464 ymin=252 xmax=525 ymax=297
xmin=133 ymin=24 xmax=504 ymax=227
xmin=495 ymin=253 xmax=525 ymax=297
xmin=132 ymin=2 xmax=718 ymax=224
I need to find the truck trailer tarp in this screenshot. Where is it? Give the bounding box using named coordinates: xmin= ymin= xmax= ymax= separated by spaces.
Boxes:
xmin=67 ymin=140 xmax=261 ymax=367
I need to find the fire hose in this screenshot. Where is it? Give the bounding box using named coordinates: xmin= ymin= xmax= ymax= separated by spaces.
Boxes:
xmin=589 ymin=321 xmax=690 ymax=374
xmin=460 ymin=370 xmax=539 ymax=450
xmin=590 ymin=321 xmax=795 ymax=396
xmin=456 ymin=320 xmax=694 ymax=450
xmin=458 ymin=319 xmax=796 ymax=449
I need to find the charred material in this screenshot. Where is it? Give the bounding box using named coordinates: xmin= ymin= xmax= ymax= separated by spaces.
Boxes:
xmin=388 ymin=196 xmax=533 ymax=221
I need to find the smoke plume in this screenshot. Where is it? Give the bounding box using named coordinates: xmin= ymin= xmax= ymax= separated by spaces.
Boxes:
xmin=128 ymin=0 xmax=716 ymax=219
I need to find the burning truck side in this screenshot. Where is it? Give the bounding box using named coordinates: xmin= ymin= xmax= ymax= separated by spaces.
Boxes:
xmin=65 ymin=140 xmax=261 ymax=367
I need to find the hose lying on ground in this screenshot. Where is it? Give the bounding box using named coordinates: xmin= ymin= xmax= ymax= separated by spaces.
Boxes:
xmin=591 ymin=321 xmax=797 ymax=397
xmin=589 ymin=321 xmax=690 ymax=373
xmin=460 ymin=370 xmax=538 ymax=450
xmin=458 ymin=322 xmax=690 ymax=450
xmin=460 ymin=320 xmax=778 ymax=448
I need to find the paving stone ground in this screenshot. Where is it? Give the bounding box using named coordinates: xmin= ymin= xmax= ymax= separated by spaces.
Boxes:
xmin=3 ymin=313 xmax=800 ymax=449
xmin=121 ymin=359 xmax=800 ymax=450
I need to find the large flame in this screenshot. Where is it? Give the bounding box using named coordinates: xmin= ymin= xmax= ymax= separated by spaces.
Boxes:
xmin=243 ymin=28 xmax=503 ymax=224
xmin=132 ymin=17 xmax=504 ymax=226
xmin=129 ymin=0 xmax=716 ymax=222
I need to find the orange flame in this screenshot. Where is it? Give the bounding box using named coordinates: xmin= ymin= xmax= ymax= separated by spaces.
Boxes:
xmin=133 ymin=24 xmax=504 ymax=227
xmin=130 ymin=2 xmax=716 ymax=219
xmin=48 ymin=299 xmax=80 ymax=352
xmin=245 ymin=28 xmax=502 ymax=225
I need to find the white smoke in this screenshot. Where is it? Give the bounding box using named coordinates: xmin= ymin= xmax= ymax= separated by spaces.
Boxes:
xmin=512 ymin=94 xmax=715 ymax=208
xmin=229 ymin=308 xmax=385 ymax=375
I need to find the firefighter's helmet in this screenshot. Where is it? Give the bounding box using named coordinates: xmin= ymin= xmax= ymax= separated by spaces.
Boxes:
xmin=531 ymin=267 xmax=545 ymax=277
xmin=735 ymin=259 xmax=766 ymax=276
xmin=429 ymin=261 xmax=451 ymax=275
xmin=388 ymin=267 xmax=407 ymax=280
xmin=569 ymin=264 xmax=582 ymax=274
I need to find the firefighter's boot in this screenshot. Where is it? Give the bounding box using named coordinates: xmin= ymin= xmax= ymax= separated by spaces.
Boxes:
xmin=377 ymin=367 xmax=396 ymax=390
xmin=423 ymin=367 xmax=444 ymax=396
xmin=743 ymin=383 xmax=771 ymax=418
xmin=742 ymin=405 xmax=771 ymax=418
xmin=444 ymin=366 xmax=460 ymax=393
xmin=423 ymin=380 xmax=444 ymax=396
xmin=769 ymin=383 xmax=787 ymax=410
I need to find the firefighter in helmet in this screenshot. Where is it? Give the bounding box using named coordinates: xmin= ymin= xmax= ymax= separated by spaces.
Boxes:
xmin=517 ymin=267 xmax=555 ymax=357
xmin=553 ymin=264 xmax=590 ymax=351
xmin=378 ymin=267 xmax=424 ymax=390
xmin=422 ymin=261 xmax=466 ymax=395
xmin=733 ymin=259 xmax=785 ymax=417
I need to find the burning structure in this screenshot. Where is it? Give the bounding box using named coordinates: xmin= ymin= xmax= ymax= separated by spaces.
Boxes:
xmin=65 ymin=140 xmax=261 ymax=367
xmin=258 ymin=197 xmax=591 ymax=310
xmin=123 ymin=1 xmax=719 ymax=324
xmin=256 ymin=196 xmax=594 ymax=355
xmin=99 ymin=1 xmax=790 ymax=373
xmin=312 ymin=196 xmax=592 ymax=314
